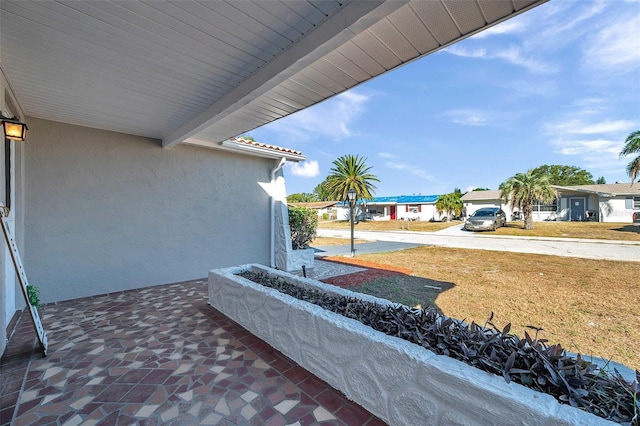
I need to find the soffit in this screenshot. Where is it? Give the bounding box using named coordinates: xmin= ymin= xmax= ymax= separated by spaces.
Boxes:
xmin=0 ymin=0 xmax=546 ymax=150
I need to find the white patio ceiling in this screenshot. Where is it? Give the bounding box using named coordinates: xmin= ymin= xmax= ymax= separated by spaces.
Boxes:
xmin=0 ymin=0 xmax=546 ymax=150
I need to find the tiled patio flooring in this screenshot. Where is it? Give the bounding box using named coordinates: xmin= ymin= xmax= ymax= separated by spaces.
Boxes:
xmin=1 ymin=279 xmax=386 ymax=425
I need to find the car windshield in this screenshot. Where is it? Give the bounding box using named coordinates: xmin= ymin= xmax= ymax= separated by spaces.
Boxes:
xmin=473 ymin=210 xmax=496 ymax=217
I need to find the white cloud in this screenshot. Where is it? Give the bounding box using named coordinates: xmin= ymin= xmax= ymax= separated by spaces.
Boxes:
xmin=472 ymin=19 xmax=527 ymax=39
xmin=493 ymin=46 xmax=559 ymax=74
xmin=550 ymin=138 xmax=622 ymax=156
xmin=442 ymin=109 xmax=489 ymax=126
xmin=539 ymin=1 xmax=605 ymax=42
xmin=583 ymin=13 xmax=640 ymax=73
xmin=550 ymin=137 xmax=628 ymax=177
xmin=444 ymin=45 xmax=558 ymax=75
xmin=544 ymin=109 xmax=638 ymax=179
xmin=545 ymin=119 xmax=636 ymax=135
xmin=444 ymin=45 xmax=487 ymax=59
xmin=289 ymin=160 xmax=320 ymax=178
xmin=568 ymin=98 xmax=606 ymax=115
xmin=378 ymin=153 xmax=440 ymax=183
xmin=377 ymin=152 xmax=396 ymax=159
xmin=264 ymin=90 xmax=370 ymax=142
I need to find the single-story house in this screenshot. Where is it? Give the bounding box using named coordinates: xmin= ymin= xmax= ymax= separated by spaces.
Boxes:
xmin=553 ymin=183 xmax=640 ymax=223
xmin=288 ymin=201 xmax=340 ymax=220
xmin=0 ymin=0 xmax=547 ymax=358
xmin=462 ymin=183 xmax=640 ymax=223
xmin=336 ymin=194 xmax=445 ymax=221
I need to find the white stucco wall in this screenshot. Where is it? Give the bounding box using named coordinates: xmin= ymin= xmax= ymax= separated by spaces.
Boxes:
xmin=464 ymin=201 xmax=511 ymax=217
xmin=558 ymin=195 xmax=634 ymax=223
xmin=600 ymin=197 xmax=636 ymax=223
xmin=396 ymin=203 xmax=448 ymax=221
xmin=1 ymin=73 xmax=27 ymax=356
xmin=24 ymin=117 xmax=273 ymax=303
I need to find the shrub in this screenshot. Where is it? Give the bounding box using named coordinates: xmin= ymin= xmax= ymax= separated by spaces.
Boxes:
xmin=322 ymin=213 xmax=330 ymax=221
xmin=288 ymin=206 xmax=318 ymax=249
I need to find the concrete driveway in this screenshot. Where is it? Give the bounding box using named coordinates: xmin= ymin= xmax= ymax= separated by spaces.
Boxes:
xmin=316 ymin=225 xmax=640 ymax=262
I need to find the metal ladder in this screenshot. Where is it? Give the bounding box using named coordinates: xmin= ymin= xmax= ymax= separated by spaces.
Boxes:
xmin=1 ymin=207 xmax=48 ymax=356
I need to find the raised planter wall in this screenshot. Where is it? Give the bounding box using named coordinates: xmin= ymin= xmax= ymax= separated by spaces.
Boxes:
xmin=208 ymin=264 xmax=615 ymax=426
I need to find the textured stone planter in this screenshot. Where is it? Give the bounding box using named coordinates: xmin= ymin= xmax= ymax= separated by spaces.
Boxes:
xmin=286 ymin=247 xmax=315 ymax=272
xmin=208 ymin=264 xmax=615 ymax=425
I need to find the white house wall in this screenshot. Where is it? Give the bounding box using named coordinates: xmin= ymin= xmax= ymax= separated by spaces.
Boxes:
xmin=24 ymin=118 xmax=273 ymax=303
xmin=558 ymin=194 xmax=633 ymax=223
xmin=396 ymin=204 xmax=441 ymax=221
xmin=600 ymin=197 xmax=636 ymax=223
xmin=1 ymin=72 xmax=27 ymax=357
xmin=464 ymin=201 xmax=510 ymax=216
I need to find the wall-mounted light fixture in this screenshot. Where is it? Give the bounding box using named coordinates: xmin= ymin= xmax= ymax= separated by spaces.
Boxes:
xmin=1 ymin=113 xmax=28 ymax=141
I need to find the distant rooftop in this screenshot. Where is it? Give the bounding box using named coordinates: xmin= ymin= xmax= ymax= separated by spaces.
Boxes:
xmin=461 ymin=183 xmax=640 ymax=202
xmin=553 ymin=182 xmax=640 ymax=195
xmin=461 ymin=190 xmax=502 ymax=202
xmin=372 ymin=195 xmax=439 ymax=204
xmin=337 ymin=194 xmax=440 ymax=206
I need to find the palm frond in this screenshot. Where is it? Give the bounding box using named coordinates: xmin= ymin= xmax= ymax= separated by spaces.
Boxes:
xmin=620 ymin=130 xmax=640 ymax=183
xmin=619 ymin=130 xmax=640 ymax=157
xmin=325 ymin=154 xmax=380 ymax=202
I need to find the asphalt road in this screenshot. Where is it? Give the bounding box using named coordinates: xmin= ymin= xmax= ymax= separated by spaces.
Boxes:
xmin=313 ymin=240 xmax=425 ymax=257
xmin=316 ymin=225 xmax=640 ymax=262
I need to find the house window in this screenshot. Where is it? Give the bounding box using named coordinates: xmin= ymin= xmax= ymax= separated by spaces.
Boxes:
xmin=634 ymin=197 xmax=640 ymax=209
xmin=533 ymin=198 xmax=557 ymax=212
xmin=368 ymin=209 xmax=378 ymax=214
xmin=407 ymin=205 xmax=420 ymax=213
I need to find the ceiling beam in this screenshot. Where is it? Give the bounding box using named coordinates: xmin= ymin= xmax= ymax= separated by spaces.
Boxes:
xmin=162 ymin=0 xmax=408 ymax=149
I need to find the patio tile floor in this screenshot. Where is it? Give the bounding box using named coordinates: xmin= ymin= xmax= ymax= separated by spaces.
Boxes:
xmin=1 ymin=278 xmax=386 ymax=425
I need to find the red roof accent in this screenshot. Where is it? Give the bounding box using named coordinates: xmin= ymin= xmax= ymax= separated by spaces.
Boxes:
xmin=229 ymin=137 xmax=302 ymax=156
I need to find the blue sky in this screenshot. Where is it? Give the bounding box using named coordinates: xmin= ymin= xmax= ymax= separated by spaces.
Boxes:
xmin=249 ymin=0 xmax=640 ymax=197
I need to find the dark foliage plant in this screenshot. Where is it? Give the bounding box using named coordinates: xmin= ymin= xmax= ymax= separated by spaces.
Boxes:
xmin=239 ymin=271 xmax=639 ymax=424
xmin=26 ymin=285 xmax=41 ymax=308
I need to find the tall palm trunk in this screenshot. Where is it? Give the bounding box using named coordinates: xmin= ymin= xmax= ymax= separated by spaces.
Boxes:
xmin=523 ymin=203 xmax=534 ymax=230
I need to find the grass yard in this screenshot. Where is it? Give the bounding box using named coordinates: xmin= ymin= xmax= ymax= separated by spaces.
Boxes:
xmin=318 ymin=219 xmax=640 ymax=241
xmin=334 ymin=247 xmax=640 ymax=370
xmin=494 ymin=221 xmax=640 ymax=241
xmin=318 ymin=220 xmax=458 ymax=232
xmin=311 ymin=236 xmax=370 ymax=246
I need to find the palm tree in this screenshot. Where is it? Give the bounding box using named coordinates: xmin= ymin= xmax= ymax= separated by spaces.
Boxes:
xmin=499 ymin=169 xmax=556 ymax=230
xmin=324 ymin=154 xmax=380 ymax=202
xmin=435 ymin=192 xmax=463 ymax=221
xmin=620 ymin=130 xmax=640 ymax=183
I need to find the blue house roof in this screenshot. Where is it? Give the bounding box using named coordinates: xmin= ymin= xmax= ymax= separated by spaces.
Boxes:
xmin=396 ymin=195 xmax=439 ymax=203
xmin=338 ymin=194 xmax=439 ymax=206
xmin=368 ymin=195 xmax=439 ymax=204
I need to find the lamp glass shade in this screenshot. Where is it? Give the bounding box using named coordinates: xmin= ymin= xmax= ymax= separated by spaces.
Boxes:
xmin=347 ymin=189 xmax=357 ymax=201
xmin=3 ymin=121 xmax=27 ymax=141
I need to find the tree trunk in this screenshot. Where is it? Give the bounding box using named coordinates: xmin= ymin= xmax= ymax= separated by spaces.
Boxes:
xmin=523 ymin=203 xmax=534 ymax=230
